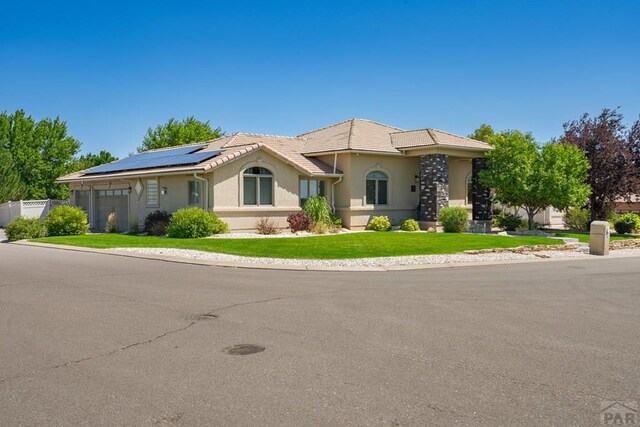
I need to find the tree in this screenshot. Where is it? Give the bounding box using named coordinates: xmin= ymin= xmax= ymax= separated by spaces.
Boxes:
xmin=468 ymin=124 xmax=495 ymax=142
xmin=0 ymin=109 xmax=81 ymax=200
xmin=480 ymin=130 xmax=590 ymax=229
xmin=138 ymin=116 xmax=223 ymax=152
xmin=0 ymin=148 xmax=27 ymax=203
xmin=628 ymin=117 xmax=640 ymax=183
xmin=560 ymin=108 xmax=639 ymax=221
xmin=71 ymin=150 xmax=118 ymax=171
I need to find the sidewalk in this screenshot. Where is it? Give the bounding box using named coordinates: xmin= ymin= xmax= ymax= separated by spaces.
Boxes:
xmin=15 ymin=239 xmax=640 ymax=272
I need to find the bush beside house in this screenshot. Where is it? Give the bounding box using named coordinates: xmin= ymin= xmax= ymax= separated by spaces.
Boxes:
xmin=4 ymin=217 xmax=48 ymax=241
xmin=613 ymin=213 xmax=640 ymax=235
xmin=367 ymin=215 xmax=392 ymax=231
xmin=400 ymin=218 xmax=420 ymax=231
xmin=563 ymin=207 xmax=590 ymax=231
xmin=438 ymin=207 xmax=469 ymax=233
xmin=166 ymin=207 xmax=229 ymax=238
xmin=45 ymin=206 xmax=89 ymax=236
xmin=143 ymin=210 xmax=172 ymax=236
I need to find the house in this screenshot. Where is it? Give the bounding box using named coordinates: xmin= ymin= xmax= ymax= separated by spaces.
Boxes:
xmin=57 ymin=118 xmax=494 ymax=231
xmin=616 ymin=195 xmax=640 ymax=214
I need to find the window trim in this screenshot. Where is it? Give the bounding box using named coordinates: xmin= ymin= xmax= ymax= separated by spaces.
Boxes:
xmin=242 ymin=166 xmax=274 ymax=206
xmin=365 ymin=170 xmax=389 ymax=206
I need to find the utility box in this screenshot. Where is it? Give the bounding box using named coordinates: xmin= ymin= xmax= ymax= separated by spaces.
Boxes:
xmin=589 ymin=221 xmax=610 ymax=256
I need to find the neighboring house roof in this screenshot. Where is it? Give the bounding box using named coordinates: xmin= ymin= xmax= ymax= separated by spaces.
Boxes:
xmin=57 ymin=118 xmax=490 ymax=183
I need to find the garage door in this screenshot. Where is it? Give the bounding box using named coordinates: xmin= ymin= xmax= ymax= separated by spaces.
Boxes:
xmin=96 ymin=189 xmax=129 ymax=232
xmin=75 ymin=190 xmax=91 ymax=217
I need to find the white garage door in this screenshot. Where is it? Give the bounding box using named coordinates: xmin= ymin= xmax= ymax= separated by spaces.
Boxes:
xmin=96 ymin=189 xmax=129 ymax=232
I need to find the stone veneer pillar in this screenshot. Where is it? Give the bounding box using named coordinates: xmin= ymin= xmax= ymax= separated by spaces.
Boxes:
xmin=420 ymin=154 xmax=449 ymax=222
xmin=472 ymin=158 xmax=492 ymax=221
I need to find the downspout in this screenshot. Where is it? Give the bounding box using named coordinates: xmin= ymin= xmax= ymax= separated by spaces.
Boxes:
xmin=331 ymin=153 xmax=342 ymax=214
xmin=193 ymin=173 xmax=209 ymax=210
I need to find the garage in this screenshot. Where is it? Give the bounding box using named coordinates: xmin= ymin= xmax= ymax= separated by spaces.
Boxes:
xmin=95 ymin=189 xmax=129 ymax=232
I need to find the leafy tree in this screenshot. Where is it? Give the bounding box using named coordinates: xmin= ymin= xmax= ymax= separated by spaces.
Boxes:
xmin=72 ymin=150 xmax=118 ymax=171
xmin=0 ymin=109 xmax=80 ymax=200
xmin=138 ymin=116 xmax=223 ymax=152
xmin=628 ymin=117 xmax=640 ymax=182
xmin=0 ymin=148 xmax=27 ymax=203
xmin=468 ymin=123 xmax=495 ymax=142
xmin=559 ymin=108 xmax=639 ymax=221
xmin=480 ymin=130 xmax=590 ymax=229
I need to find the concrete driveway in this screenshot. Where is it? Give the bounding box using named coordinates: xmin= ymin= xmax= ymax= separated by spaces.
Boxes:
xmin=1 ymin=242 xmax=639 ymax=426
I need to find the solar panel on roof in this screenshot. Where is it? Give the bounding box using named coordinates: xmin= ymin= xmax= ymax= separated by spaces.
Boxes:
xmin=83 ymin=145 xmax=223 ymax=175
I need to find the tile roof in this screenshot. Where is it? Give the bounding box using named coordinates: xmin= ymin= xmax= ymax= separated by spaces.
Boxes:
xmin=57 ymin=119 xmax=491 ymax=183
xmin=299 ymin=118 xmax=404 ymax=154
xmin=390 ymin=128 xmax=492 ymax=151
xmin=208 ymin=133 xmax=339 ymax=175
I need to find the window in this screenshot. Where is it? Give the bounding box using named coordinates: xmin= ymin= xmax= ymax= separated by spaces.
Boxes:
xmin=243 ymin=167 xmax=273 ymax=206
xmin=466 ymin=174 xmax=473 ymax=205
xmin=366 ymin=171 xmax=388 ymax=205
xmin=299 ymin=179 xmax=326 ymax=206
xmin=147 ymin=179 xmax=158 ymax=206
xmin=188 ymin=180 xmax=201 ymax=205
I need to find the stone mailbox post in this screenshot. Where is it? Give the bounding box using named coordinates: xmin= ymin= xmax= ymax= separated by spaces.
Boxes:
xmin=589 ymin=221 xmax=610 ymax=256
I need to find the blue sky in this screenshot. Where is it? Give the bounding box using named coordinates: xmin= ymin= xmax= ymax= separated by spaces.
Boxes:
xmin=1 ymin=0 xmax=639 ymax=157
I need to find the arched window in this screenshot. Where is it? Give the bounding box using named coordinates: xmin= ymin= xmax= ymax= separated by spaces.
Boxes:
xmin=243 ymin=167 xmax=273 ymax=206
xmin=466 ymin=174 xmax=473 ymax=205
xmin=366 ymin=171 xmax=388 ymax=205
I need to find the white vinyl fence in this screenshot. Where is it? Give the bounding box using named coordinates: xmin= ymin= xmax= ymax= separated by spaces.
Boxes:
xmin=0 ymin=199 xmax=69 ymax=227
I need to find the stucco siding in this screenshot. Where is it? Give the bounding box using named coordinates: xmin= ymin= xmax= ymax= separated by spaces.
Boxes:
xmin=448 ymin=158 xmax=472 ymax=208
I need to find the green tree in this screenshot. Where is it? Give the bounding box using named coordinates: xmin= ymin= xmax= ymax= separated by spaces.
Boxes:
xmin=72 ymin=150 xmax=118 ymax=171
xmin=138 ymin=116 xmax=223 ymax=152
xmin=0 ymin=109 xmax=81 ymax=200
xmin=479 ymin=130 xmax=590 ymax=229
xmin=0 ymin=148 xmax=27 ymax=203
xmin=468 ymin=124 xmax=495 ymax=142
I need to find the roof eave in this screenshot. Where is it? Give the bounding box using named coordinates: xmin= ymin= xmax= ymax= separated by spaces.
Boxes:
xmin=303 ymin=149 xmax=404 ymax=157
xmin=56 ymin=166 xmax=209 ymax=183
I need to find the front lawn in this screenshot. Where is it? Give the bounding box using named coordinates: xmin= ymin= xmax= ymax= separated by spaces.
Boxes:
xmin=32 ymin=232 xmax=562 ymax=259
xmin=552 ymin=231 xmax=639 ymax=243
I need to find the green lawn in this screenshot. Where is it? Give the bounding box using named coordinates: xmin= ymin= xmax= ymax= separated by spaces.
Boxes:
xmin=32 ymin=232 xmax=563 ymax=259
xmin=552 ymin=231 xmax=639 ymax=243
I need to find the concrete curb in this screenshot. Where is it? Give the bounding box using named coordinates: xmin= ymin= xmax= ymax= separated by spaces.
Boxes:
xmin=13 ymin=240 xmax=640 ymax=272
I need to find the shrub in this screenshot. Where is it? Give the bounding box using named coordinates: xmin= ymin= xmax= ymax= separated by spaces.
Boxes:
xmin=309 ymin=221 xmax=329 ymax=234
xmin=287 ymin=212 xmax=311 ymax=232
xmin=166 ymin=207 xmax=229 ymax=238
xmin=4 ymin=217 xmax=47 ymax=241
xmin=494 ymin=211 xmax=526 ymax=231
xmin=329 ymin=213 xmax=343 ymax=228
xmin=367 ymin=215 xmax=392 ymax=231
xmin=128 ymin=220 xmax=141 ymax=235
xmin=302 ymin=196 xmax=331 ymax=225
xmin=400 ymin=218 xmax=420 ymax=231
xmin=143 ymin=210 xmax=172 ymax=236
xmin=563 ymin=207 xmax=590 ymax=231
xmin=613 ymin=213 xmax=640 ymax=235
xmin=438 ymin=206 xmax=468 ymax=233
xmin=256 ymin=217 xmax=279 ymax=235
xmin=45 ymin=206 xmax=89 ymax=236
xmin=105 ymin=212 xmax=118 ymax=233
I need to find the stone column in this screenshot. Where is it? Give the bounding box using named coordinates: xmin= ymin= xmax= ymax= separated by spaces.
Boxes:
xmin=420 ymin=154 xmax=449 ymax=222
xmin=472 ymin=158 xmax=492 ymax=221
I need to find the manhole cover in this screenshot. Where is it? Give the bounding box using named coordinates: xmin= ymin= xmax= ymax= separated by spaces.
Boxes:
xmin=224 ymin=344 xmax=266 ymax=356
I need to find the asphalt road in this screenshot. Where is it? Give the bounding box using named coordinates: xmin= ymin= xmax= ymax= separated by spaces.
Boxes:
xmin=1 ymin=241 xmax=639 ymax=426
